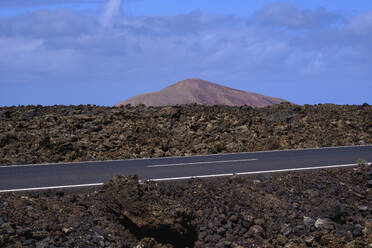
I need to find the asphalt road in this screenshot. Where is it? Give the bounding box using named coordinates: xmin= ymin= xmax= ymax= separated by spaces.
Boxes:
xmin=0 ymin=145 xmax=371 ymax=192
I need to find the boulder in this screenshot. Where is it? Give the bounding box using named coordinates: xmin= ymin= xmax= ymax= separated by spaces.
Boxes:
xmin=102 ymin=175 xmax=197 ymax=247
xmin=314 ymin=218 xmax=335 ymax=230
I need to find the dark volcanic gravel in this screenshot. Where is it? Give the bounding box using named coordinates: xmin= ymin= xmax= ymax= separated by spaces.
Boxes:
xmin=0 ymin=103 xmax=371 ymax=166
xmin=0 ymin=164 xmax=371 ymax=247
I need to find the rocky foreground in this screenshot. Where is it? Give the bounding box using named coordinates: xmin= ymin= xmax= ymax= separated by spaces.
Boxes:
xmin=0 ymin=163 xmax=371 ymax=247
xmin=0 ymin=103 xmax=371 ymax=165
xmin=0 ymin=103 xmax=371 ymax=247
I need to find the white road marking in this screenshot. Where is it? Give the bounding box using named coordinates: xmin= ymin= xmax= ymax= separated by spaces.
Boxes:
xmin=146 ymin=158 xmax=258 ymax=168
xmin=0 ymin=162 xmax=370 ymax=193
xmin=0 ymin=144 xmax=370 ymax=168
xmin=0 ymin=183 xmax=104 ymax=193
xmin=150 ymin=163 xmax=369 ymax=181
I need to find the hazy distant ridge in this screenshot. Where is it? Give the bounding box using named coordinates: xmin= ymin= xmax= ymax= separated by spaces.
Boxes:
xmin=115 ymin=78 xmax=286 ymax=107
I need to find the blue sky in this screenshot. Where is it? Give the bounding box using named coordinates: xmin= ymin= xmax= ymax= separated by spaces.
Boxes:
xmin=1 ymin=0 xmax=372 ymax=106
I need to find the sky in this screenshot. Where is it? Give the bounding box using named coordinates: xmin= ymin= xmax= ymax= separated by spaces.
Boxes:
xmin=0 ymin=0 xmax=371 ymax=106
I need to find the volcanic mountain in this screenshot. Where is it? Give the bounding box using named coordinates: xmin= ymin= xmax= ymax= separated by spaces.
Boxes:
xmin=115 ymin=79 xmax=287 ymax=107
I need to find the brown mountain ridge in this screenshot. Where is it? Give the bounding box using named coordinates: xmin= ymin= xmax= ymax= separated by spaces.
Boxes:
xmin=115 ymin=78 xmax=287 ymax=107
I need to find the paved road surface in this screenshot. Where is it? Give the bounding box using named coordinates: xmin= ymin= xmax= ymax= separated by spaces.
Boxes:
xmin=0 ymin=145 xmax=371 ymax=192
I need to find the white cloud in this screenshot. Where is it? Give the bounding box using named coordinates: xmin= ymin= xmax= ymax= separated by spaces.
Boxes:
xmin=347 ymin=11 xmax=372 ymax=37
xmin=0 ymin=37 xmax=79 ymax=75
xmin=252 ymin=2 xmax=343 ymax=29
xmin=101 ymin=0 xmax=123 ymax=29
xmin=0 ymin=0 xmax=103 ymax=7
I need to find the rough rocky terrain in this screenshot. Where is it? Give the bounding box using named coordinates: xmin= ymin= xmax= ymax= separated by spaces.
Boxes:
xmin=0 ymin=103 xmax=371 ymax=166
xmin=115 ymin=79 xmax=286 ymax=107
xmin=0 ymin=163 xmax=371 ymax=247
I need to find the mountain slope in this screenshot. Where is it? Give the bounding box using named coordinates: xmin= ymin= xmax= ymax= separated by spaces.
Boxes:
xmin=115 ymin=78 xmax=287 ymax=107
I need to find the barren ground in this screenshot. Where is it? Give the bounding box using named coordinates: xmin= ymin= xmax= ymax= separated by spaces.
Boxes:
xmin=0 ymin=103 xmax=371 ymax=247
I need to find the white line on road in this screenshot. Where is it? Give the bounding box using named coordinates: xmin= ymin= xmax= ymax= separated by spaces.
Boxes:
xmin=1 ymin=162 xmax=370 ymax=193
xmin=0 ymin=144 xmax=370 ymax=168
xmin=150 ymin=163 xmax=367 ymax=181
xmin=146 ymin=158 xmax=258 ymax=168
xmin=0 ymin=183 xmax=104 ymax=193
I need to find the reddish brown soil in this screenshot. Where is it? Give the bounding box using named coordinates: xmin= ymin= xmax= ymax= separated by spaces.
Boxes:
xmin=115 ymin=79 xmax=286 ymax=107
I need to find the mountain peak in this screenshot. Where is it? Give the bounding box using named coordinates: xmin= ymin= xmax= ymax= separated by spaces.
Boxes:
xmin=174 ymin=78 xmax=205 ymax=84
xmin=115 ymin=79 xmax=287 ymax=107
xmin=166 ymin=78 xmax=217 ymax=88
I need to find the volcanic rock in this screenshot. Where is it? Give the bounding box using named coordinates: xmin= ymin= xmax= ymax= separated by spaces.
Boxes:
xmin=0 ymin=103 xmax=371 ymax=166
xmin=102 ymin=175 xmax=197 ymax=247
xmin=1 ymin=164 xmax=372 ymax=247
xmin=314 ymin=218 xmax=335 ymax=230
xmin=303 ymin=216 xmax=315 ymax=226
xmin=368 ymin=180 xmax=372 ymax=187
